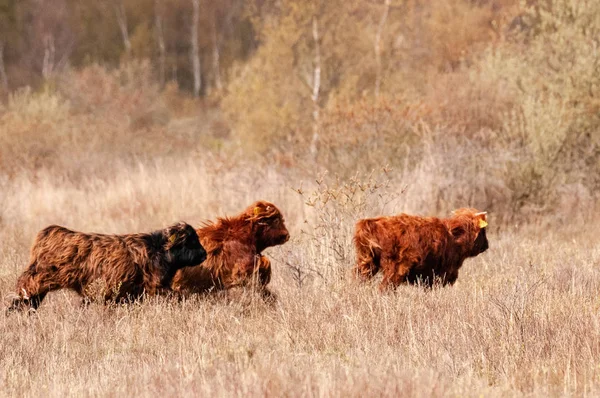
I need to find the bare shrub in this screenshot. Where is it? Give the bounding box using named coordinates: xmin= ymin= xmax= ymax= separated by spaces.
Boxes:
xmin=292 ymin=169 xmax=401 ymax=283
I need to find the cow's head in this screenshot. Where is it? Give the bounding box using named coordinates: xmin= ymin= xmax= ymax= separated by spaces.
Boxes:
xmin=163 ymin=222 xmax=208 ymax=269
xmin=447 ymin=208 xmax=489 ymax=257
xmin=244 ymin=201 xmax=290 ymax=252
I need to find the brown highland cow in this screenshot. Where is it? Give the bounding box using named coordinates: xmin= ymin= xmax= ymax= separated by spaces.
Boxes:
xmin=171 ymin=200 xmax=290 ymax=298
xmin=354 ymin=208 xmax=489 ymax=289
xmin=7 ymin=222 xmax=207 ymax=312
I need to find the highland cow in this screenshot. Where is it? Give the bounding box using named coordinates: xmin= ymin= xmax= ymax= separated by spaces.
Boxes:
xmin=171 ymin=201 xmax=290 ymax=298
xmin=354 ymin=208 xmax=489 ymax=289
xmin=7 ymin=222 xmax=207 ymax=312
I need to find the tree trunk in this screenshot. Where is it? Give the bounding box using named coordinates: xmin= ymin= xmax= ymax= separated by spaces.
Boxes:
xmin=154 ymin=0 xmax=166 ymax=87
xmin=374 ymin=0 xmax=391 ymax=99
xmin=191 ymin=0 xmax=201 ymax=97
xmin=115 ymin=1 xmax=131 ymax=53
xmin=0 ymin=42 xmax=8 ymax=92
xmin=42 ymin=35 xmax=55 ymax=79
xmin=212 ymin=18 xmax=222 ymax=92
xmin=309 ymin=16 xmax=321 ymax=158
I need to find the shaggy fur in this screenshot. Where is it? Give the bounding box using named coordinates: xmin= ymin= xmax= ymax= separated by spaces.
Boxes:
xmin=171 ymin=201 xmax=289 ymax=298
xmin=354 ymin=208 xmax=489 ymax=289
xmin=7 ymin=222 xmax=207 ymax=312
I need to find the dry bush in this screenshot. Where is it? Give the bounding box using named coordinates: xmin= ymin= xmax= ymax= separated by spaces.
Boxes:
xmin=472 ymin=0 xmax=600 ymax=216
xmin=313 ymin=96 xmax=427 ymax=174
xmin=0 ymin=62 xmax=230 ymax=177
xmin=423 ymin=0 xmax=518 ymax=71
xmin=284 ymin=169 xmax=401 ymax=286
xmin=421 ymin=66 xmax=516 ymax=134
xmin=57 ymin=61 xmax=167 ymax=125
xmin=221 ymin=38 xmax=308 ymax=153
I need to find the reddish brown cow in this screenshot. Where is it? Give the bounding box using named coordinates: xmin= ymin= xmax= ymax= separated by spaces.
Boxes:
xmin=171 ymin=201 xmax=290 ymax=299
xmin=354 ymin=208 xmax=489 ymax=289
xmin=7 ymin=222 xmax=206 ymax=312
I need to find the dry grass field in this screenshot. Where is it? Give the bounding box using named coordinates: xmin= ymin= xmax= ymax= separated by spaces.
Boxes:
xmin=1 ymin=154 xmax=599 ymax=397
xmin=1 ymin=1 xmax=600 ymax=394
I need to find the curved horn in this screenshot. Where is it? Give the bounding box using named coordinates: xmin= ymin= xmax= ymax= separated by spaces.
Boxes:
xmin=474 ymin=211 xmax=487 ymax=216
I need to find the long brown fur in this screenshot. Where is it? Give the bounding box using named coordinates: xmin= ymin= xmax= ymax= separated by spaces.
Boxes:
xmin=171 ymin=201 xmax=289 ymax=298
xmin=353 ymin=208 xmax=489 ymax=290
xmin=7 ymin=222 xmax=207 ymax=312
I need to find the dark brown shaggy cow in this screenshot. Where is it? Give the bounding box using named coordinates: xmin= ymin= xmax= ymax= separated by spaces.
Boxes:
xmin=171 ymin=200 xmax=290 ymax=298
xmin=354 ymin=208 xmax=489 ymax=289
xmin=7 ymin=222 xmax=207 ymax=312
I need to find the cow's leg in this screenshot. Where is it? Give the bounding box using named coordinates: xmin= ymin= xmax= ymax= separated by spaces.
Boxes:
xmin=354 ymin=245 xmax=381 ymax=281
xmin=228 ymin=253 xmax=277 ymax=302
xmin=257 ymin=255 xmax=271 ymax=287
xmin=229 ymin=252 xmax=262 ymax=288
xmin=255 ymin=255 xmax=277 ymax=302
xmin=443 ymin=270 xmax=459 ymax=286
xmin=379 ymin=259 xmax=411 ymax=291
xmin=7 ymin=263 xmax=59 ymax=313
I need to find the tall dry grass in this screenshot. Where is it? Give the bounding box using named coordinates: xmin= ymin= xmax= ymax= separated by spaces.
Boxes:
xmin=1 ymin=155 xmax=599 ymax=396
xmin=1 ymin=1 xmax=600 ymax=393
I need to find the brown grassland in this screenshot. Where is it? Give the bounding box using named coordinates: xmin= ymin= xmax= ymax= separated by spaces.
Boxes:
xmin=0 ymin=118 xmax=598 ymax=395
xmin=1 ymin=0 xmax=600 ymax=396
xmin=0 ymin=154 xmax=599 ymax=396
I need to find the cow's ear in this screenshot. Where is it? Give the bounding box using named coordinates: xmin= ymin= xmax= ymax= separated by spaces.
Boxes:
xmin=166 ymin=223 xmax=190 ymax=246
xmin=474 ymin=211 xmax=488 ymax=229
xmin=450 ymin=225 xmax=466 ymax=238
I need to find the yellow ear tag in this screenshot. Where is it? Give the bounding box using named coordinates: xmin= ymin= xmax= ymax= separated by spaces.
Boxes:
xmin=254 ymin=207 xmax=261 ymax=216
xmin=169 ymin=234 xmax=177 ymax=243
xmin=478 ymin=219 xmax=488 ymax=228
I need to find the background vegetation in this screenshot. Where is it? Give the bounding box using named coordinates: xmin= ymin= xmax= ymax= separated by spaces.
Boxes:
xmin=0 ymin=0 xmax=599 ymax=396
xmin=1 ymin=0 xmax=598 ymax=220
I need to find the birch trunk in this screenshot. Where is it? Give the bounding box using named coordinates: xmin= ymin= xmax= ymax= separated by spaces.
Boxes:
xmin=0 ymin=42 xmax=8 ymax=92
xmin=309 ymin=16 xmax=321 ymax=158
xmin=42 ymin=35 xmax=55 ymax=79
xmin=374 ymin=0 xmax=391 ymax=99
xmin=212 ymin=19 xmax=222 ymax=92
xmin=115 ymin=1 xmax=131 ymax=53
xmin=154 ymin=0 xmax=166 ymax=86
xmin=191 ymin=0 xmax=201 ymax=97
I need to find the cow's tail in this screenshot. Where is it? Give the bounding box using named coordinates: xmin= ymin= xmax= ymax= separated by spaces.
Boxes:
xmin=353 ymin=219 xmax=382 ymax=280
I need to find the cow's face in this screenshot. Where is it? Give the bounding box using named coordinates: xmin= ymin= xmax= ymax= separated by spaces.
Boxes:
xmin=247 ymin=201 xmax=290 ymax=251
xmin=471 ymin=224 xmax=489 ymax=256
xmin=261 ymin=213 xmax=290 ymax=246
xmin=449 ymin=209 xmax=489 ymax=257
xmin=164 ymin=222 xmax=208 ymax=268
xmin=468 ymin=210 xmax=489 ymax=257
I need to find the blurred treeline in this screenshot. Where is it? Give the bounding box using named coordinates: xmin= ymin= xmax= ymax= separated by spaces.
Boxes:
xmin=0 ymin=0 xmax=255 ymax=94
xmin=0 ymin=0 xmax=599 ymax=221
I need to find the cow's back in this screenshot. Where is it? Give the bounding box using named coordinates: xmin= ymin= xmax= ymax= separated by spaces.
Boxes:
xmin=31 ymin=226 xmax=135 ymax=284
xmin=368 ymin=215 xmax=449 ymax=261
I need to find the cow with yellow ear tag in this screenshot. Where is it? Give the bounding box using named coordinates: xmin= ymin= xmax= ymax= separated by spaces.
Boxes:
xmin=171 ymin=201 xmax=290 ymax=301
xmin=354 ymin=208 xmax=489 ymax=289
